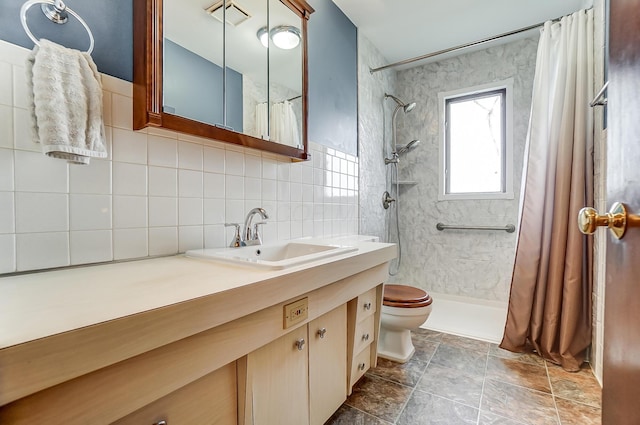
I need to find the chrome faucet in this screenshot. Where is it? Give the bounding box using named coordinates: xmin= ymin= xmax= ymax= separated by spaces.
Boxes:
xmin=243 ymin=207 xmax=269 ymax=246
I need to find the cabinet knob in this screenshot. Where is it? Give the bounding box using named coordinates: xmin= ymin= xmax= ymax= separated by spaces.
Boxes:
xmin=358 ymin=362 xmax=366 ymax=371
xmin=295 ymin=338 xmax=305 ymax=351
xmin=362 ymin=333 xmax=370 ymax=341
xmin=317 ymin=328 xmax=327 ymax=339
xmin=363 ymin=302 xmax=372 ymax=311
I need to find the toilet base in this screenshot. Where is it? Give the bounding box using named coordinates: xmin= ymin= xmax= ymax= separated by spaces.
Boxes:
xmin=377 ymin=327 xmax=415 ymax=363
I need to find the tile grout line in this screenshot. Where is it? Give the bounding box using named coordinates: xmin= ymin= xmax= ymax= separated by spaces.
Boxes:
xmin=476 ymin=347 xmax=490 ymax=425
xmin=545 ymin=360 xmax=563 ymax=425
xmin=389 ymin=338 xmax=441 ymax=424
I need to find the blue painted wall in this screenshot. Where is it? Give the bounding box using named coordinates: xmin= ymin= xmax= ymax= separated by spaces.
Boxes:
xmin=0 ymin=0 xmax=132 ymax=82
xmin=164 ymin=39 xmax=243 ymax=132
xmin=308 ymin=0 xmax=358 ymax=156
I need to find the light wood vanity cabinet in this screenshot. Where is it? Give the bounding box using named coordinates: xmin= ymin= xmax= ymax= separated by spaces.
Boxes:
xmin=309 ymin=305 xmax=348 ymax=425
xmin=347 ymin=286 xmax=382 ymax=393
xmin=112 ymin=362 xmax=237 ymax=425
xmin=0 ymin=259 xmax=390 ymax=425
xmin=239 ymin=304 xmax=347 ymax=425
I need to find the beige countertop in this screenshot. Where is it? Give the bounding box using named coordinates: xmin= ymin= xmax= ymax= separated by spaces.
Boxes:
xmin=0 ymin=238 xmax=395 ymax=350
xmin=1 ymin=237 xmax=395 ymax=405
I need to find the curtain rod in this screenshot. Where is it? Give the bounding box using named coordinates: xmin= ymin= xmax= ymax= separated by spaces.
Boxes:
xmin=369 ymin=13 xmax=576 ymax=74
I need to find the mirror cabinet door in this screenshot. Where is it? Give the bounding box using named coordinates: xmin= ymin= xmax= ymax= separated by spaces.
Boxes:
xmin=133 ymin=0 xmax=313 ymax=161
xmin=268 ymin=0 xmax=304 ymax=150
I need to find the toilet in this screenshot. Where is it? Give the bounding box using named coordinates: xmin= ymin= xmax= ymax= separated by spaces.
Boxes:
xmin=378 ymin=284 xmax=433 ymax=363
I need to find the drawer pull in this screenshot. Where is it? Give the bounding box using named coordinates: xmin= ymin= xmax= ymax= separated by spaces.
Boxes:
xmin=317 ymin=327 xmax=327 ymax=339
xmin=363 ymin=302 xmax=372 ymax=311
xmin=358 ymin=362 xmax=366 ymax=371
xmin=362 ymin=333 xmax=370 ymax=341
xmin=295 ymin=338 xmax=306 ymax=351
xmin=154 ymin=421 xmax=167 ymax=425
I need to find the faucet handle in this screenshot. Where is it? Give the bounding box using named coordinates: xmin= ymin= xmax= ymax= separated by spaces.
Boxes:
xmin=224 ymin=223 xmax=243 ymax=247
xmin=253 ymin=221 xmax=267 ymax=245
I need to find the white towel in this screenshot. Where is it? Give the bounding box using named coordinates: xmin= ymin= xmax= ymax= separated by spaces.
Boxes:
xmin=26 ymin=39 xmax=107 ymax=165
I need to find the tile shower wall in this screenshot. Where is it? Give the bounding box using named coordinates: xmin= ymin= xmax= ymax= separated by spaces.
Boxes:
xmin=357 ymin=34 xmax=397 ymax=241
xmin=392 ymin=37 xmax=539 ymax=302
xmin=0 ymin=40 xmax=358 ymax=274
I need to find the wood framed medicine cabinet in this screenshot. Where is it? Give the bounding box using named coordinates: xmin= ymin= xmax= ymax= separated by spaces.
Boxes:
xmin=133 ymin=0 xmax=314 ymax=161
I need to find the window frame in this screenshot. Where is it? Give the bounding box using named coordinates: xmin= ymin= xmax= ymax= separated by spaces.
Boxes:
xmin=438 ymin=79 xmax=514 ymax=201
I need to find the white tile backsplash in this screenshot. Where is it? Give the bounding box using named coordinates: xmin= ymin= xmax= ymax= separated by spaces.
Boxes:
xmin=113 ymin=162 xmax=147 ymax=195
xmin=178 ymin=141 xmax=203 ymax=171
xmin=0 ymin=233 xmax=15 ymax=273
xmin=0 ymin=62 xmax=12 ymax=106
xmin=0 ymin=192 xmax=15 ymax=233
xmin=113 ymin=228 xmax=148 ymax=260
xmin=148 ymin=166 xmax=177 ymax=197
xmin=178 ymin=225 xmax=203 ymax=252
xmin=13 ymin=108 xmax=32 ymax=152
xmin=113 ymin=195 xmax=148 ymax=228
xmin=178 ymin=169 xmax=203 ymax=198
xmin=149 ymin=197 xmax=178 ymax=227
xmin=0 ymin=148 xmax=14 ymax=191
xmin=0 ymin=105 xmax=12 ymax=148
xmin=203 ymin=146 xmax=225 ymax=173
xmin=178 ymin=198 xmax=203 ymax=226
xmin=69 ymin=159 xmax=111 ymax=195
xmin=16 ymin=232 xmax=69 ymax=271
xmin=14 ymin=150 xmax=67 ymax=193
xmin=225 ymin=150 xmax=244 ymax=176
xmin=148 ymin=227 xmax=178 ymax=256
xmin=0 ymin=41 xmax=359 ymax=273
xmin=69 ymin=194 xmax=112 ymax=231
xmin=148 ymin=135 xmax=178 ymax=168
xmin=112 ymin=128 xmax=147 ymax=164
xmin=12 ymin=66 xmax=28 ymax=109
xmin=111 ymin=93 xmax=133 ymax=130
xmin=15 ymin=192 xmax=68 ymax=233
xmin=70 ymin=230 xmax=113 ymax=265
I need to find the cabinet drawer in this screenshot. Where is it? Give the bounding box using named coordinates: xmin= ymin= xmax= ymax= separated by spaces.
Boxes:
xmin=113 ymin=362 xmax=237 ymax=425
xmin=353 ymin=314 xmax=375 ymax=355
xmin=356 ymin=288 xmax=377 ymax=321
xmin=350 ymin=345 xmax=371 ymax=386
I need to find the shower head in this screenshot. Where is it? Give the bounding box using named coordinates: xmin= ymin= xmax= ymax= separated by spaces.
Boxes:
xmin=385 ymin=93 xmax=416 ymax=113
xmin=396 ymin=140 xmax=421 ymax=156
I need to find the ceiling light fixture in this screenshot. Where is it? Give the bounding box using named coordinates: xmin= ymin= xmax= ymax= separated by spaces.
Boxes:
xmin=256 ymin=25 xmax=301 ymax=49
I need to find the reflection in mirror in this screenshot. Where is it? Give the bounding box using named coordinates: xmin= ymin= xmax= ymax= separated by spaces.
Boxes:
xmin=163 ymin=0 xmax=228 ymax=128
xmin=268 ymin=0 xmax=303 ymax=149
xmin=163 ymin=0 xmax=301 ymax=146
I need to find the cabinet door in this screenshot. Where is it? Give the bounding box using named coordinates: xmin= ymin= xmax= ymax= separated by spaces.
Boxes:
xmin=245 ymin=326 xmax=309 ymax=425
xmin=309 ymin=304 xmax=347 ymax=425
xmin=112 ymin=362 xmax=237 ymax=425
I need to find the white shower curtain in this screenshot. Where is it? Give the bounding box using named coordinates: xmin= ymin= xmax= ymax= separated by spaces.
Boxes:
xmin=254 ymin=100 xmax=300 ymax=148
xmin=501 ymin=9 xmax=594 ymax=371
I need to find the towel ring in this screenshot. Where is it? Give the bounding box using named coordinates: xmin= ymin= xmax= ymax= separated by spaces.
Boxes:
xmin=20 ymin=0 xmax=94 ymax=54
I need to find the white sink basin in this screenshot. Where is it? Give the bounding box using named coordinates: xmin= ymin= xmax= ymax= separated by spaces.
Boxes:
xmin=186 ymin=242 xmax=358 ymax=270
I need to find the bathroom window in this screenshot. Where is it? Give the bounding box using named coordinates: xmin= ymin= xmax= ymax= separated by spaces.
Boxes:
xmin=438 ymin=79 xmax=514 ymax=200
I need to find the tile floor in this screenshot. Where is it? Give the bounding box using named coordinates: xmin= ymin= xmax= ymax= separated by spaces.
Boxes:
xmin=326 ymin=329 xmax=602 ymax=425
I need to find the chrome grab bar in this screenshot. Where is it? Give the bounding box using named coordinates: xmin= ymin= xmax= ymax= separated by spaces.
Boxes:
xmin=436 ymin=223 xmax=516 ymax=233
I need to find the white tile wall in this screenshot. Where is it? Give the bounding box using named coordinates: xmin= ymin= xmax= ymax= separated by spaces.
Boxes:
xmin=0 ymin=40 xmax=359 ymax=274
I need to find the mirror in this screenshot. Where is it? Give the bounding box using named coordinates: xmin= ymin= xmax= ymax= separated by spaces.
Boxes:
xmin=133 ymin=0 xmax=313 ymax=161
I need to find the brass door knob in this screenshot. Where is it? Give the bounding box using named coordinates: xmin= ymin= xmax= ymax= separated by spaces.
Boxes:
xmin=578 ymin=202 xmax=636 ymax=239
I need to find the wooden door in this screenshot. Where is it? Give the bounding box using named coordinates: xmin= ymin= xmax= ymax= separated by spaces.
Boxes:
xmin=602 ymin=1 xmax=640 ymax=423
xmin=244 ymin=326 xmax=309 ymax=425
xmin=309 ymin=304 xmax=347 ymax=425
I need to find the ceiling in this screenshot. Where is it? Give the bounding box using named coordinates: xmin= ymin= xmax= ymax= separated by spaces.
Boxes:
xmin=332 ymin=0 xmax=594 ymax=70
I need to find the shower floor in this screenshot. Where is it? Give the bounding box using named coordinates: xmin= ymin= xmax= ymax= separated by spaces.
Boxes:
xmin=420 ymin=292 xmax=508 ymax=344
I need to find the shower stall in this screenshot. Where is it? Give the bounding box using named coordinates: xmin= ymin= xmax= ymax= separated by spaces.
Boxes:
xmin=382 ymin=93 xmax=420 ymax=276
